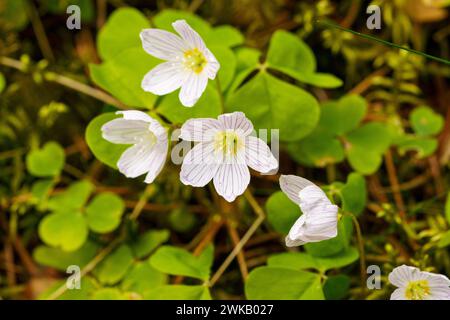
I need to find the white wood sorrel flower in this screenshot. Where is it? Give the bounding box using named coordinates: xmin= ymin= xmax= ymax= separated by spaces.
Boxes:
xmin=101 ymin=111 xmax=168 ymax=183
xmin=279 ymin=175 xmax=338 ymax=247
xmin=140 ymin=20 xmax=220 ymax=107
xmin=389 ymin=265 xmax=450 ymax=300
xmin=180 ymin=112 xmax=278 ymax=202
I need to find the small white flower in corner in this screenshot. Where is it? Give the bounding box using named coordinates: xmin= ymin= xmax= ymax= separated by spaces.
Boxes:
xmin=101 ymin=110 xmax=168 ymax=183
xmin=389 ymin=265 xmax=450 ymax=300
xmin=179 ymin=112 xmax=278 ymax=202
xmin=279 ymin=175 xmax=338 ymax=247
xmin=140 ymin=20 xmax=220 ymax=107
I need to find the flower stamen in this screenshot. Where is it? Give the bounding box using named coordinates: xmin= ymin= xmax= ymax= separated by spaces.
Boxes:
xmin=183 ymin=48 xmax=207 ymax=74
xmin=405 ymin=280 xmax=431 ymax=300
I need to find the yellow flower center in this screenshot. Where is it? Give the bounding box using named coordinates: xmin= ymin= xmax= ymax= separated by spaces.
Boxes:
xmin=214 ymin=131 xmax=243 ymax=157
xmin=183 ymin=48 xmax=207 ymax=74
xmin=405 ymin=280 xmax=431 ymax=300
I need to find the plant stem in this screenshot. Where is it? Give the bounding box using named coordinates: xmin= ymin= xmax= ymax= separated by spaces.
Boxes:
xmin=346 ymin=212 xmax=367 ymax=297
xmin=209 ymin=190 xmax=265 ymax=287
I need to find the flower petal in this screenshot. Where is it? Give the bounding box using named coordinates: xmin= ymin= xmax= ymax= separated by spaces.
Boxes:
xmin=218 ymin=112 xmax=254 ymax=136
xmin=213 ymin=155 xmax=250 ymax=202
xmin=117 ymin=110 xmax=153 ymax=122
xmin=117 ymin=141 xmax=166 ymax=180
xmin=179 ymin=72 xmax=208 ymax=107
xmin=279 ymin=175 xmax=315 ymax=205
xmin=142 ymin=62 xmax=186 ymax=95
xmin=180 ymin=142 xmax=219 ymax=187
xmin=390 ymin=288 xmax=406 ymax=300
xmin=101 ymin=118 xmax=149 ymax=144
xmin=180 ymin=118 xmax=222 ymax=142
xmin=140 ymin=29 xmax=187 ymax=60
xmin=388 ymin=265 xmax=419 ymax=288
xmin=172 ymin=20 xmax=206 ymax=51
xmin=245 ymin=136 xmax=278 ymax=173
xmin=204 ymin=48 xmax=220 ymax=80
xmin=144 ymin=141 xmax=168 ymax=184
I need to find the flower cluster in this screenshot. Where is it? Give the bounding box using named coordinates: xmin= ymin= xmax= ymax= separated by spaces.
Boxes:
xmin=100 ymin=19 xmax=450 ymax=300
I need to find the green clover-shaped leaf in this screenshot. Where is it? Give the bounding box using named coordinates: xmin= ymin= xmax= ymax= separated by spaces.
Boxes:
xmin=26 ymin=142 xmax=65 ymax=177
xmin=410 ymin=106 xmax=444 ymax=136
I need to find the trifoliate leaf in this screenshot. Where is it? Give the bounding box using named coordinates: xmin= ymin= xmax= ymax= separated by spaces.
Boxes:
xmin=47 ymin=180 xmax=94 ymax=211
xmin=130 ymin=229 xmax=170 ymax=259
xmin=410 ymin=106 xmax=444 ymax=136
xmin=287 ymin=129 xmax=345 ymax=167
xmin=397 ymin=135 xmax=438 ymax=158
xmin=33 ymin=241 xmax=99 ymax=271
xmin=245 ymin=267 xmax=324 ymax=300
xmin=121 ymin=262 xmax=167 ymax=295
xmin=26 ymin=142 xmax=65 ymax=177
xmin=266 ymin=30 xmax=342 ymax=88
xmin=39 ymin=210 xmax=88 ymax=251
xmin=345 ymin=122 xmax=391 ymax=175
xmin=227 ymin=71 xmax=320 ymax=142
xmin=97 ymin=8 xmax=150 ymax=60
xmin=94 ymin=245 xmax=134 ymax=285
xmin=208 ymin=25 xmax=244 ymax=48
xmin=86 ymin=193 xmax=125 ymax=233
xmin=320 ymin=95 xmax=367 ymax=135
xmin=89 ymin=48 xmax=159 ymax=108
xmin=149 ymin=244 xmax=214 ymax=281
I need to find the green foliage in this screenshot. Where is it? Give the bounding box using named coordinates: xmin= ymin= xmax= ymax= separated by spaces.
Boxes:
xmin=26 ymin=142 xmax=65 ymax=177
xmin=323 ymin=275 xmax=351 ymax=300
xmin=34 ymin=241 xmax=99 ymax=271
xmin=94 ymin=245 xmax=134 ymax=285
xmin=157 ymin=85 xmax=221 ymax=124
xmin=227 ymin=71 xmax=320 ymax=142
xmin=130 ymin=229 xmax=170 ymax=259
xmin=266 ymin=30 xmax=342 ymax=88
xmin=395 ymin=106 xmax=444 ymax=159
xmin=97 ymin=8 xmax=150 ymax=61
xmin=410 ymin=106 xmax=444 ymax=136
xmin=38 ymin=180 xmax=125 ymax=251
xmin=245 ymin=267 xmax=324 ymax=300
xmin=0 ymin=72 xmax=5 ymax=93
xmin=90 ymin=49 xmax=159 ymax=109
xmin=267 ymin=247 xmax=359 ymax=272
xmin=288 ymin=95 xmax=392 ymax=174
xmin=150 ymin=244 xmax=214 ymax=281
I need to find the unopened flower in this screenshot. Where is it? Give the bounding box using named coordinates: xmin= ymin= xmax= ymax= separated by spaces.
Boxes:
xmin=389 ymin=265 xmax=450 ymax=300
xmin=140 ymin=20 xmax=220 ymax=107
xmin=279 ymin=175 xmax=338 ymax=247
xmin=179 ymin=112 xmax=278 ymax=202
xmin=101 ymin=110 xmax=168 ymax=183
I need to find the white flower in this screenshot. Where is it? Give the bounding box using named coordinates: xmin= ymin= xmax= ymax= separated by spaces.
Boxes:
xmin=179 ymin=112 xmax=278 ymax=202
xmin=279 ymin=175 xmax=338 ymax=247
xmin=389 ymin=265 xmax=450 ymax=300
xmin=101 ymin=110 xmax=168 ymax=183
xmin=140 ymin=19 xmax=220 ymax=107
